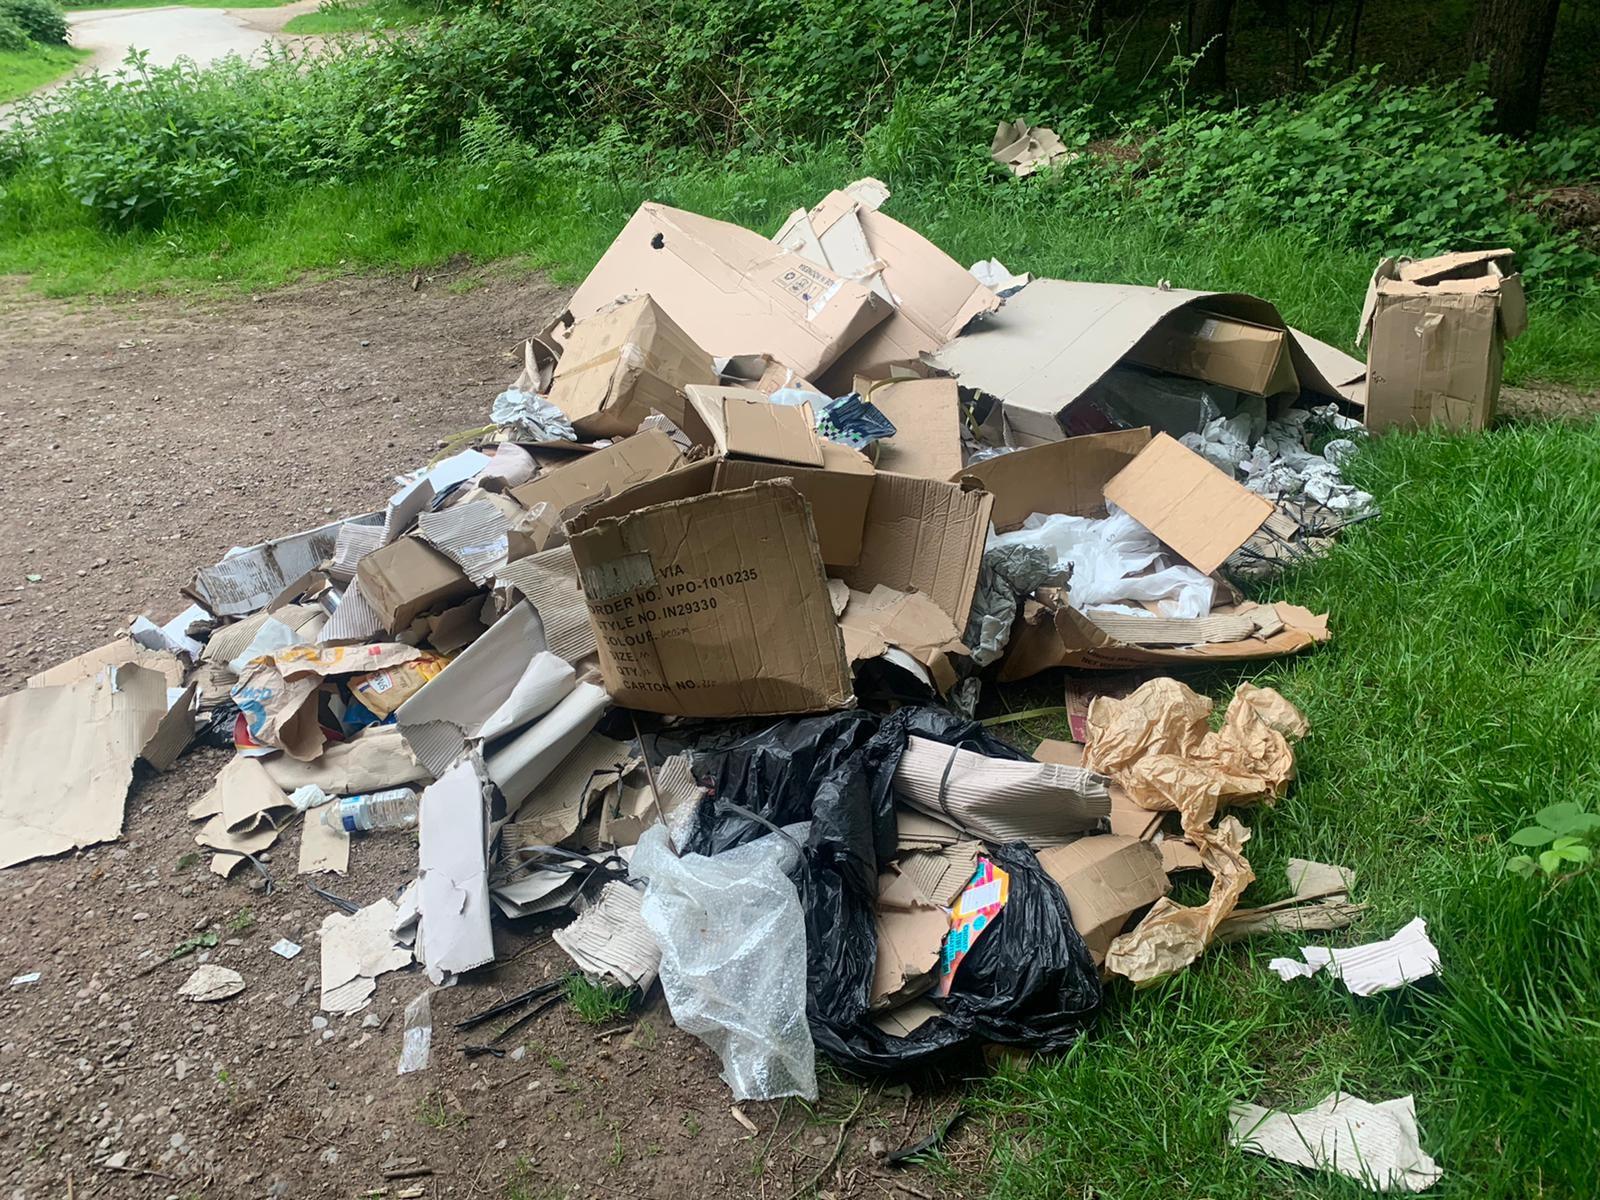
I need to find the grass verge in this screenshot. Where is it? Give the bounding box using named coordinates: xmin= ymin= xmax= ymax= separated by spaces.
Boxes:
xmin=1 ymin=156 xmax=1597 ymax=388
xmin=0 ymin=44 xmax=89 ymax=103
xmin=282 ymin=0 xmax=432 ymax=34
xmin=977 ymin=422 xmax=1600 ymax=1197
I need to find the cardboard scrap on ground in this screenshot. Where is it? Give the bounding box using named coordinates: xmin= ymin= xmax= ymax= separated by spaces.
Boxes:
xmin=299 ymin=810 xmax=350 ymax=876
xmin=1216 ymin=857 xmax=1362 ymax=941
xmin=838 ymin=585 xmax=967 ymax=694
xmin=319 ymin=897 xmax=413 ymax=1014
xmin=28 ymin=637 xmax=187 ymax=691
xmin=1083 ymin=677 xmax=1310 ymax=983
xmin=1268 ymin=917 xmax=1440 ymax=995
xmin=262 ymin=725 xmax=430 ymax=794
xmin=178 ymin=964 xmax=245 ymax=1003
xmin=190 ymin=755 xmax=294 ymax=875
xmin=1229 ymin=1091 xmax=1443 ymax=1193
xmin=552 ymin=881 xmax=661 ymax=991
xmin=990 ymin=119 xmax=1075 ymax=178
xmin=0 ymin=663 xmax=173 ymax=869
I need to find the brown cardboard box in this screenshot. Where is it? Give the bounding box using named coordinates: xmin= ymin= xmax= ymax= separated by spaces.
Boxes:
xmin=837 ymin=473 xmax=993 ymax=627
xmin=356 ymin=538 xmax=477 ymax=634
xmin=772 ymin=179 xmax=1000 ymax=391
xmin=1037 ymin=835 xmax=1169 ymax=962
xmin=862 ymin=377 xmax=965 ymax=481
xmin=508 ymin=429 xmax=684 ymax=520
xmin=567 ymin=479 xmax=852 ymax=718
xmin=596 ymin=444 xmax=877 ymax=569
xmin=558 ymin=203 xmax=890 ymax=381
xmin=682 ymin=385 xmax=824 ymax=466
xmin=1126 ymin=308 xmax=1300 ymax=397
xmin=1358 ymin=249 xmax=1527 ymax=432
xmin=546 ymin=295 xmax=716 ymax=439
xmin=929 ymin=280 xmax=1366 ymax=446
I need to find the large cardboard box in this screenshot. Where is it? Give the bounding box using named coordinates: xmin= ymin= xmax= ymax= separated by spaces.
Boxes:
xmin=356 ymin=537 xmax=477 ymax=634
xmin=928 ymin=280 xmax=1367 ymax=446
xmin=1125 ymin=308 xmax=1299 ymax=397
xmin=1358 ymin=249 xmax=1527 ymax=432
xmin=508 ymin=429 xmax=684 ymax=520
xmin=558 ymin=203 xmax=890 ymax=381
xmin=773 ymin=179 xmax=1000 ymax=391
xmin=567 ymin=480 xmax=852 ymax=718
xmin=546 ymin=295 xmax=717 ymax=439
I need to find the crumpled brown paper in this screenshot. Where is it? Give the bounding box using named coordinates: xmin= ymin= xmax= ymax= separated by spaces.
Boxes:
xmin=1086 ymin=678 xmax=1308 ymax=984
xmin=234 ymin=643 xmax=423 ymax=761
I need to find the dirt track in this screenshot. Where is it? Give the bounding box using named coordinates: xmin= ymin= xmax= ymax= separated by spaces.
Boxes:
xmin=0 ymin=267 xmax=968 ymax=1200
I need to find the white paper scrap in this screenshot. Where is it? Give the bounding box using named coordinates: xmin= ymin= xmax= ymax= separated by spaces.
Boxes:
xmin=1268 ymin=917 xmax=1440 ymax=995
xmin=319 ymin=897 xmax=413 ymax=1014
xmin=1229 ymin=1091 xmax=1443 ymax=1193
xmin=270 ymin=938 xmax=303 ymax=960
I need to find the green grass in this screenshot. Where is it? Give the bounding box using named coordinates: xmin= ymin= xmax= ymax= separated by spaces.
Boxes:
xmin=1 ymin=152 xmax=1597 ymax=388
xmin=282 ymin=0 xmax=432 ymax=34
xmin=0 ymin=44 xmax=89 ymax=103
xmin=976 ymin=423 xmax=1600 ymax=1197
xmin=564 ymin=973 xmax=634 ymax=1024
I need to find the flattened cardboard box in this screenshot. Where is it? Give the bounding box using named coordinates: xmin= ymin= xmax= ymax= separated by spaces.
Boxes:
xmin=546 ymin=295 xmax=717 ymax=438
xmin=682 ymin=384 xmax=824 ymax=466
xmin=928 ymin=280 xmax=1366 ymax=446
xmin=559 ymin=202 xmax=890 ymax=381
xmin=509 ymin=429 xmax=684 ymax=520
xmin=1358 ymin=248 xmax=1526 ymax=433
xmin=568 ymin=479 xmax=852 ymax=718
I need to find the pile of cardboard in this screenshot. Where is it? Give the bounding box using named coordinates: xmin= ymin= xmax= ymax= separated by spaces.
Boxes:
xmin=0 ymin=178 xmax=1512 ymax=1091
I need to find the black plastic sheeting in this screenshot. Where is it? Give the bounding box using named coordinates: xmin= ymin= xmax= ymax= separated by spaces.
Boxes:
xmin=679 ymin=706 xmax=1102 ymax=1073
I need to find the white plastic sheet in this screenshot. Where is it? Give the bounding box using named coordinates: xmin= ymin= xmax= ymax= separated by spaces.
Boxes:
xmin=986 ymin=507 xmax=1214 ymax=619
xmin=630 ymin=824 xmax=816 ymax=1101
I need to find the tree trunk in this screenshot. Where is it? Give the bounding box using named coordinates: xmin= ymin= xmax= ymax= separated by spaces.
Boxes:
xmin=1186 ymin=0 xmax=1236 ymax=93
xmin=1470 ymin=0 xmax=1563 ymax=139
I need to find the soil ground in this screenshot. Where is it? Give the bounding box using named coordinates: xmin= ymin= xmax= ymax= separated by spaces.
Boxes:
xmin=0 ymin=266 xmax=970 ymax=1200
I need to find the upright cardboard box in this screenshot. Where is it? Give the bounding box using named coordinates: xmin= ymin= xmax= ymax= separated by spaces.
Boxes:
xmin=1358 ymin=249 xmax=1527 ymax=432
xmin=567 ymin=479 xmax=852 ymax=718
xmin=546 ymin=295 xmax=716 ymax=438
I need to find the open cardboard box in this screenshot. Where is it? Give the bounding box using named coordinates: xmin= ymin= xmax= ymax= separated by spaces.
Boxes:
xmin=958 ymin=428 xmax=1330 ymax=677
xmin=929 ymin=280 xmax=1367 ymax=446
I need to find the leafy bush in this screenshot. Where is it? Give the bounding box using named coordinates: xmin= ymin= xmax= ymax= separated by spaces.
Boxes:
xmin=0 ymin=11 xmax=33 ymax=49
xmin=0 ymin=0 xmax=68 ymax=44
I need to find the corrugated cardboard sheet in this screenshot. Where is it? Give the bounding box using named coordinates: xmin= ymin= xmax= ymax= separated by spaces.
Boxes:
xmin=958 ymin=427 xmax=1151 ymax=531
xmin=509 ymin=429 xmax=684 ymax=520
xmin=189 ymin=514 xmax=380 ymax=618
xmin=863 ymin=377 xmax=965 ymax=481
xmin=1037 ymin=835 xmax=1169 ymax=962
xmin=570 ymin=480 xmax=852 ymax=718
xmin=683 ymin=385 xmax=824 ymax=466
xmin=497 ymin=545 xmax=599 ymax=663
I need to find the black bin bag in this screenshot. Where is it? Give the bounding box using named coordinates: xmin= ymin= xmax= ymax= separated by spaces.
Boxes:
xmin=680 ymin=705 xmax=1102 ymax=1073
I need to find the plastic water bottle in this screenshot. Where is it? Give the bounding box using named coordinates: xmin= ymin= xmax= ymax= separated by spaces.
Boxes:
xmin=325 ymin=788 xmax=419 ymax=833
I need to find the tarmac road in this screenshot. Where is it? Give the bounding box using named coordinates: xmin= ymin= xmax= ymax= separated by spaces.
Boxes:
xmin=65 ymin=0 xmax=320 ymax=78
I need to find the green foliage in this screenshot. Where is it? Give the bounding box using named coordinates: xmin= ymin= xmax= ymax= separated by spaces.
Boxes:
xmin=0 ymin=0 xmax=66 ymax=44
xmin=0 ymin=12 xmax=31 ymax=50
xmin=1507 ymin=801 xmax=1600 ymax=878
xmin=563 ymin=973 xmax=633 ymax=1024
xmin=169 ymin=930 xmax=219 ymax=960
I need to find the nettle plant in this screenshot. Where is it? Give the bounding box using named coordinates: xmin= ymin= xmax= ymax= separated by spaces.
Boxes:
xmin=1507 ymin=802 xmax=1600 ymax=879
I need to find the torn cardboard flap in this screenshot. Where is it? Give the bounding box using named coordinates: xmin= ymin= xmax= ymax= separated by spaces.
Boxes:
xmin=862 ymin=377 xmax=964 ymax=481
xmin=1034 ymin=738 xmax=1159 ymax=840
xmin=1000 ymin=597 xmax=1329 ymax=678
xmin=871 ymin=900 xmax=950 ymax=1010
xmin=320 ymin=897 xmax=413 ymax=1014
xmin=262 ymin=725 xmax=430 ymax=795
xmin=509 ymin=428 xmax=684 ymax=520
xmin=927 ymin=280 xmax=1359 ymax=446
xmin=1038 ymin=835 xmax=1169 ymax=963
xmin=0 ymin=663 xmax=171 ymax=869
xmin=837 ymin=472 xmax=992 ymax=628
xmin=1229 ymin=1092 xmax=1443 ymax=1193
xmin=28 ymin=638 xmax=187 ymax=692
xmin=990 ymin=119 xmax=1074 ymax=178
xmin=569 ymin=478 xmax=853 ymax=718
xmin=683 ymin=385 xmax=824 ymax=466
xmin=547 ymin=295 xmax=717 ymax=438
xmin=559 ymin=202 xmax=891 ymax=380
xmin=772 ymin=178 xmax=999 ymax=389
xmin=1104 ymin=433 xmax=1273 ymax=576
xmin=496 ymin=545 xmax=599 ymax=664
xmin=189 ymin=514 xmax=381 ymax=618
xmin=838 ymin=585 xmax=966 ymax=695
